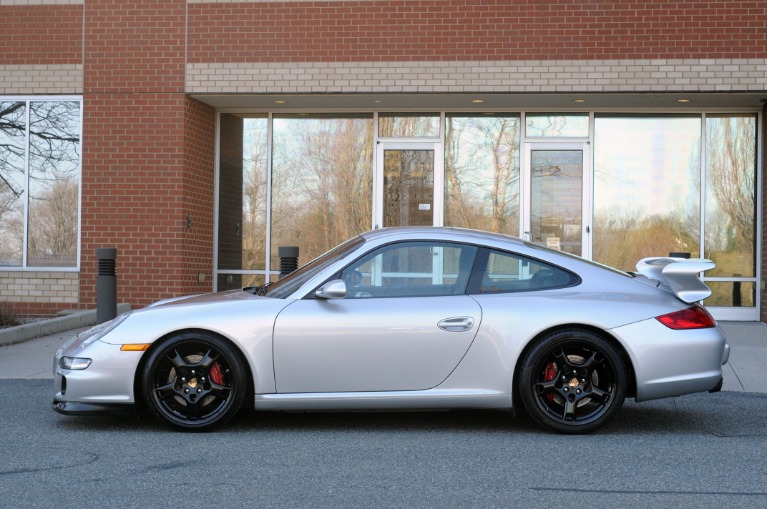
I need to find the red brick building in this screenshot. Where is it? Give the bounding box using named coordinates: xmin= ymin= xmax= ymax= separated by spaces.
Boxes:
xmin=1 ymin=0 xmax=765 ymax=320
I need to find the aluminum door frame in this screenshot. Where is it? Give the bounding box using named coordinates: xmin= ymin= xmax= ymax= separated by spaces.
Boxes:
xmin=374 ymin=140 xmax=444 ymax=229
xmin=522 ymin=141 xmax=591 ymax=260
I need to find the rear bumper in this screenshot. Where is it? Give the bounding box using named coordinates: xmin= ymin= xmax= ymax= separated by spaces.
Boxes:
xmin=709 ymin=376 xmax=724 ymax=393
xmin=609 ymin=319 xmax=729 ymax=402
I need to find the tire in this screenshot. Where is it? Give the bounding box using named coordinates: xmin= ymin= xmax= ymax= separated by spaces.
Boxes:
xmin=141 ymin=332 xmax=247 ymax=432
xmin=519 ymin=329 xmax=626 ymax=434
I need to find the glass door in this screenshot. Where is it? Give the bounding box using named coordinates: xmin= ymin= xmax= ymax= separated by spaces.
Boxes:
xmin=523 ymin=143 xmax=590 ymax=257
xmin=375 ymin=141 xmax=443 ymax=228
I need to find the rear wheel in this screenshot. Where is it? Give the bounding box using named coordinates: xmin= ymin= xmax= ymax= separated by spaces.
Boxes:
xmin=519 ymin=329 xmax=626 ymax=434
xmin=141 ymin=332 xmax=247 ymax=431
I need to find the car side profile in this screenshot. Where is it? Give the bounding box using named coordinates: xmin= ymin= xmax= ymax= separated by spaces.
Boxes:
xmin=53 ymin=227 xmax=729 ymax=434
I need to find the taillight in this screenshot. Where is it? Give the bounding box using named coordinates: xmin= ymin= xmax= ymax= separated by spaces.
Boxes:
xmin=656 ymin=304 xmax=716 ymax=330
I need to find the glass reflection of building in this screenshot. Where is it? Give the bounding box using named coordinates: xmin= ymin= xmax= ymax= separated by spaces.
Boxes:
xmin=214 ymin=112 xmax=758 ymax=317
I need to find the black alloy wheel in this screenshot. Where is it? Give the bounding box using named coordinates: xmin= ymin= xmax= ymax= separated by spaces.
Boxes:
xmin=141 ymin=332 xmax=247 ymax=431
xmin=519 ymin=329 xmax=627 ymax=434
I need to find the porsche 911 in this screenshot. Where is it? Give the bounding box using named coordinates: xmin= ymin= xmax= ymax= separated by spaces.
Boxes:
xmin=53 ymin=227 xmax=730 ymax=434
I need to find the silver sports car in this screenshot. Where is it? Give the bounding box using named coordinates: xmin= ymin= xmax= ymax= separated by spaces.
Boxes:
xmin=53 ymin=227 xmax=730 ymax=434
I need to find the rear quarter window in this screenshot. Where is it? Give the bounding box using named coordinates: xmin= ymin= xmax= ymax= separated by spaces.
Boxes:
xmin=471 ymin=249 xmax=580 ymax=294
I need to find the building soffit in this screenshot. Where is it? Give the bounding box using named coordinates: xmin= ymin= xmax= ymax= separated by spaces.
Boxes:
xmin=193 ymin=92 xmax=767 ymax=112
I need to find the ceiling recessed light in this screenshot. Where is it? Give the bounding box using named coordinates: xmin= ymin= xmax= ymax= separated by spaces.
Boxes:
xmin=373 ymin=100 xmax=382 ymax=104
xmin=471 ymin=99 xmax=484 ymax=104
xmin=574 ymin=99 xmax=587 ymax=103
xmin=677 ymin=99 xmax=691 ymax=103
xmin=274 ymin=100 xmax=286 ymax=104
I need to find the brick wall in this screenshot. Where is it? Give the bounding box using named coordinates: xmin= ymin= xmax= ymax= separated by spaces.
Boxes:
xmin=0 ymin=4 xmax=82 ymax=66
xmin=79 ymin=0 xmax=193 ymax=309
xmin=0 ymin=272 xmax=78 ymax=317
xmin=2 ymin=0 xmax=766 ymax=316
xmin=188 ymin=1 xmax=767 ymax=63
xmin=181 ymin=97 xmax=217 ymax=295
xmin=0 ymin=3 xmax=83 ymax=95
xmin=188 ymin=59 xmax=767 ymax=95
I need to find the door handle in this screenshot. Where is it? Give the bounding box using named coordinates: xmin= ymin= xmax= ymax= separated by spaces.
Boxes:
xmin=437 ymin=317 xmax=475 ymax=332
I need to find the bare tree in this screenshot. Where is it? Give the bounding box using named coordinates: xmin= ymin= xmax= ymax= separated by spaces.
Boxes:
xmin=0 ymin=100 xmax=81 ymax=267
xmin=706 ymin=116 xmax=755 ymax=249
xmin=27 ymin=178 xmax=79 ymax=266
xmin=445 ymin=116 xmax=520 ymax=234
xmin=271 ymin=117 xmax=373 ymax=263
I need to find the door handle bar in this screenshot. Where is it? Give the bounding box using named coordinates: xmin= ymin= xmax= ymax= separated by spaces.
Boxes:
xmin=437 ymin=317 xmax=475 ymax=332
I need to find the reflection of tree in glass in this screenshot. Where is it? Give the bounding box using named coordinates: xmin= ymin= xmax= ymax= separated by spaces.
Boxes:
xmin=242 ymin=119 xmax=268 ymax=270
xmin=445 ymin=116 xmax=520 ymax=235
xmin=0 ymin=102 xmax=27 ymax=199
xmin=27 ymin=179 xmax=79 ymax=266
xmin=379 ymin=115 xmax=439 ymax=138
xmin=705 ymin=116 xmax=755 ymax=277
xmin=271 ymin=117 xmax=373 ymax=266
xmin=593 ymin=208 xmax=698 ymax=272
xmin=0 ymin=101 xmax=80 ymax=267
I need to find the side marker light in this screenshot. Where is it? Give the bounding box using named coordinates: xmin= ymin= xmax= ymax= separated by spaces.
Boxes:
xmin=120 ymin=344 xmax=151 ymax=352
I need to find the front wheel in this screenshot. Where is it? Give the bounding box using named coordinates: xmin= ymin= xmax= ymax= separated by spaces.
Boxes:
xmin=141 ymin=332 xmax=247 ymax=431
xmin=519 ymin=329 xmax=627 ymax=434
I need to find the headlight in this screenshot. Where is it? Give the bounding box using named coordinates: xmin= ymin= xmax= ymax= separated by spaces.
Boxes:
xmin=59 ymin=356 xmax=92 ymax=370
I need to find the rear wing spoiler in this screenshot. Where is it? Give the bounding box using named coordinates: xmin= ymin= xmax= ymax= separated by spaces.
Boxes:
xmin=635 ymin=257 xmax=715 ymax=303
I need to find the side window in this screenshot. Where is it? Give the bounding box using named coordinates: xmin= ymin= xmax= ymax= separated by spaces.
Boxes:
xmin=477 ymin=249 xmax=578 ymax=293
xmin=340 ymin=242 xmax=477 ymax=298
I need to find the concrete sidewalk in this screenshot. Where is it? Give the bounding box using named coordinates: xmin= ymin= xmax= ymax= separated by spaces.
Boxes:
xmin=0 ymin=318 xmax=765 ymax=393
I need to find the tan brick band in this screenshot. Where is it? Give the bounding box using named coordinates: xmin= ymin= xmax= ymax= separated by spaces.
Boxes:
xmin=187 ymin=59 xmax=767 ymax=95
xmin=0 ymin=272 xmax=79 ymax=305
xmin=0 ymin=64 xmax=83 ymax=95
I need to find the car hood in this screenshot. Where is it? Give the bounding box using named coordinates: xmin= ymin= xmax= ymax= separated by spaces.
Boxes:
xmin=102 ymin=289 xmax=293 ymax=349
xmin=147 ymin=289 xmax=258 ymax=308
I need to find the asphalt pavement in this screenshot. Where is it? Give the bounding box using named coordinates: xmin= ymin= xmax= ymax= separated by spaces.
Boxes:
xmin=0 ymin=316 xmax=765 ymax=393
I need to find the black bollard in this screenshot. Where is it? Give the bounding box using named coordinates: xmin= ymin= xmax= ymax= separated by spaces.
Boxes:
xmin=96 ymin=248 xmax=117 ymax=324
xmin=278 ymin=246 xmax=299 ymax=279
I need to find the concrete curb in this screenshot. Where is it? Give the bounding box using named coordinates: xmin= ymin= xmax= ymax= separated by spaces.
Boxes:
xmin=0 ymin=303 xmax=132 ymax=347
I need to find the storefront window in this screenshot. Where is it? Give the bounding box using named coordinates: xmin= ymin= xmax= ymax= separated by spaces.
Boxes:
xmin=706 ymin=281 xmax=756 ymax=308
xmin=0 ymin=99 xmax=81 ymax=268
xmin=379 ymin=113 xmax=440 ymax=138
xmin=216 ymin=110 xmax=760 ymax=312
xmin=526 ymin=114 xmax=589 ymax=138
xmin=217 ymin=113 xmax=268 ymax=290
xmin=271 ymin=114 xmax=373 ymax=270
xmin=593 ymin=115 xmax=701 ymax=271
xmin=444 ymin=114 xmax=520 ymax=235
xmin=0 ymin=101 xmax=26 ymax=266
xmin=704 ymin=115 xmax=757 ymax=278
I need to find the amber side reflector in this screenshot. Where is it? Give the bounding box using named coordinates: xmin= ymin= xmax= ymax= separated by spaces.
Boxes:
xmin=120 ymin=344 xmax=151 ymax=352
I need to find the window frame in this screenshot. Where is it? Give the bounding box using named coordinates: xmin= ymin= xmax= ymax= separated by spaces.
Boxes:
xmin=324 ymin=240 xmax=480 ymax=299
xmin=0 ymin=96 xmax=83 ymax=272
xmin=466 ymin=247 xmax=581 ymax=295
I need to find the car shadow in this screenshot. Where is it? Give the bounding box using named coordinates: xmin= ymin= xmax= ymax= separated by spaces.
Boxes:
xmin=50 ymin=391 xmax=767 ymax=437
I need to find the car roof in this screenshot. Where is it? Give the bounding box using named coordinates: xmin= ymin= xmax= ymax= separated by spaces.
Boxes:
xmin=358 ymin=226 xmax=527 ymax=246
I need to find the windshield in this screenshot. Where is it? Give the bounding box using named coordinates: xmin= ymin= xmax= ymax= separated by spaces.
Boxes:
xmin=259 ymin=235 xmax=365 ymax=299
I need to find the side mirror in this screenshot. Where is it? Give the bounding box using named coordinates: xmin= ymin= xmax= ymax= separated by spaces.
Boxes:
xmin=315 ymin=279 xmax=347 ymax=300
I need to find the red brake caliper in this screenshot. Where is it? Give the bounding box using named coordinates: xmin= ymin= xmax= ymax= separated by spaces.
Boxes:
xmin=209 ymin=362 xmax=224 ymax=385
xmin=543 ymin=362 xmax=557 ymax=402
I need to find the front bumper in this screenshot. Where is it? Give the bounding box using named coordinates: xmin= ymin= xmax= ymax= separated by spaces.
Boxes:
xmin=53 ymin=400 xmax=135 ymax=416
xmin=53 ymin=335 xmax=143 ymax=413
